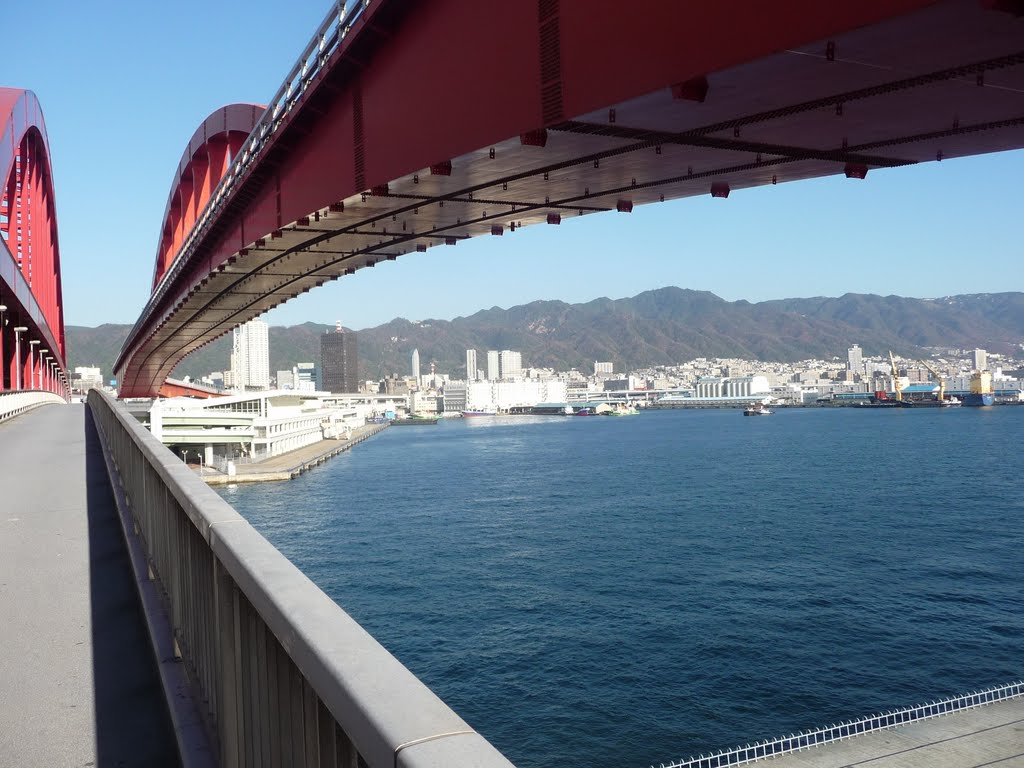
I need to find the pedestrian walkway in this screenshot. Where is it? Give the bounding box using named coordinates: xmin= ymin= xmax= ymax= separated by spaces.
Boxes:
xmin=749 ymin=695 xmax=1024 ymax=767
xmin=0 ymin=403 xmax=177 ymax=767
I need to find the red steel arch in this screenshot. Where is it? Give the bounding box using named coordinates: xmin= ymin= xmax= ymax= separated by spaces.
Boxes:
xmin=0 ymin=88 xmax=67 ymax=397
xmin=153 ymin=104 xmax=263 ymax=289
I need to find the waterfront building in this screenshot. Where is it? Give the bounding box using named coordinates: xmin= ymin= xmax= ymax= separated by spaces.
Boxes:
xmin=442 ymin=382 xmax=468 ymax=412
xmin=467 ymin=379 xmax=567 ymax=411
xmin=486 ymin=350 xmax=500 ymax=381
xmin=847 ymin=344 xmax=863 ymax=375
xmin=594 ymin=361 xmax=613 ymax=376
xmin=232 ymin=319 xmax=270 ymax=391
xmin=321 ymin=323 xmax=358 ymax=393
xmin=149 ymin=390 xmax=363 ymax=465
xmin=973 ymin=348 xmax=987 ymax=371
xmin=466 ymin=349 xmax=478 ymax=381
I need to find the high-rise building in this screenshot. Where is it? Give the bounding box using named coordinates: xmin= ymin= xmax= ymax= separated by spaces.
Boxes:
xmin=295 ymin=362 xmax=317 ymax=392
xmin=466 ymin=349 xmax=478 ymax=381
xmin=972 ymin=348 xmax=987 ymax=371
xmin=232 ymin=318 xmax=270 ymax=390
xmin=321 ymin=321 xmax=358 ymax=392
xmin=594 ymin=361 xmax=614 ymax=376
xmin=486 ymin=350 xmax=500 ymax=381
xmin=411 ymin=348 xmax=421 ymax=381
xmin=499 ymin=350 xmax=522 ymax=379
xmin=847 ymin=344 xmax=863 ymax=374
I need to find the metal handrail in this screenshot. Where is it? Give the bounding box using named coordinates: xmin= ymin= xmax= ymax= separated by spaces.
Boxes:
xmin=655 ymin=680 xmax=1024 ymax=768
xmin=121 ymin=0 xmax=369 ymax=362
xmin=87 ymin=389 xmax=513 ymax=766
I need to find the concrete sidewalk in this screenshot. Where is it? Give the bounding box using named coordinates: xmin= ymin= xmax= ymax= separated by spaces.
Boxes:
xmin=0 ymin=403 xmax=177 ymax=767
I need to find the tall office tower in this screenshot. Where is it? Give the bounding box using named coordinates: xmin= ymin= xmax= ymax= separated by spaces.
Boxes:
xmin=411 ymin=348 xmax=421 ymax=381
xmin=232 ymin=318 xmax=270 ymax=390
xmin=466 ymin=349 xmax=478 ymax=381
xmin=847 ymin=344 xmax=863 ymax=374
xmin=972 ymin=348 xmax=987 ymax=371
xmin=321 ymin=321 xmax=359 ymax=392
xmin=486 ymin=350 xmax=500 ymax=381
xmin=499 ymin=349 xmax=522 ymax=379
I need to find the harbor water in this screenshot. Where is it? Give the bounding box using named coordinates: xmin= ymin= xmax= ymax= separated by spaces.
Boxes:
xmin=218 ymin=407 xmax=1023 ymax=767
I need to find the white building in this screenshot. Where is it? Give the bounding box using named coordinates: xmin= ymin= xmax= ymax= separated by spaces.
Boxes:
xmin=74 ymin=366 xmax=104 ymax=392
xmin=847 ymin=344 xmax=863 ymax=375
xmin=972 ymin=348 xmax=987 ymax=371
xmin=150 ymin=390 xmax=364 ymax=466
xmin=499 ymin=350 xmax=523 ymax=379
xmin=467 ymin=379 xmax=567 ymax=411
xmin=466 ymin=349 xmax=478 ymax=381
xmin=411 ymin=349 xmax=421 ymax=381
xmin=232 ymin=318 xmax=270 ymax=390
xmin=594 ymin=361 xmax=614 ymax=376
xmin=486 ymin=350 xmax=500 ymax=381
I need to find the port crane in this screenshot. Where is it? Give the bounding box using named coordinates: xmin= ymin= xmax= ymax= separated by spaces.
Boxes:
xmin=888 ymin=351 xmax=904 ymax=402
xmin=919 ymin=359 xmax=949 ymax=403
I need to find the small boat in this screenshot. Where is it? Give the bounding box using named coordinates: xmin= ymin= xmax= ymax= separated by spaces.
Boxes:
xmin=575 ymin=408 xmax=593 ymax=416
xmin=743 ymin=403 xmax=772 ymax=416
xmin=461 ymin=408 xmax=497 ymax=417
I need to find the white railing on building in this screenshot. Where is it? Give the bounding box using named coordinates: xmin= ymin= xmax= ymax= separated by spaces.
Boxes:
xmin=654 ymin=680 xmax=1024 ymax=768
xmin=87 ymin=389 xmax=513 ymax=767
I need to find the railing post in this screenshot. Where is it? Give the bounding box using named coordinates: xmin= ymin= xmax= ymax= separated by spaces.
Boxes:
xmin=215 ymin=559 xmax=241 ymax=767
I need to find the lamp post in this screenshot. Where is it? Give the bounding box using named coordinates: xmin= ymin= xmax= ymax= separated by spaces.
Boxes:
xmin=38 ymin=349 xmax=48 ymax=390
xmin=28 ymin=340 xmax=40 ymax=390
xmin=12 ymin=327 xmax=26 ymax=390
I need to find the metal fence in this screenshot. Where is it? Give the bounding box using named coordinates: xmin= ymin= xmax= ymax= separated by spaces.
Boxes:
xmin=655 ymin=680 xmax=1024 ymax=768
xmin=0 ymin=390 xmax=65 ymax=422
xmin=88 ymin=389 xmax=514 ymax=767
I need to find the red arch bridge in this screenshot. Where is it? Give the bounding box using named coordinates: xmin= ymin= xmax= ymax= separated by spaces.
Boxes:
xmin=0 ymin=88 xmax=68 ymax=400
xmin=115 ymin=0 xmax=1024 ymax=397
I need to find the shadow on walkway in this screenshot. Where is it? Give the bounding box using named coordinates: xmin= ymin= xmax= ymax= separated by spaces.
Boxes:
xmin=84 ymin=405 xmax=179 ymax=766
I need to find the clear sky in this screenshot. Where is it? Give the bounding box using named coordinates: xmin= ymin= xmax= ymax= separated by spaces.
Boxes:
xmin=7 ymin=1 xmax=1024 ymax=330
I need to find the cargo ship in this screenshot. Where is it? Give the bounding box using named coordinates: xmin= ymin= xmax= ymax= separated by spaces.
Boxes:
xmin=964 ymin=371 xmax=994 ymax=407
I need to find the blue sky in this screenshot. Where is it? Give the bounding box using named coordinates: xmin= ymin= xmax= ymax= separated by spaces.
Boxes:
xmin=7 ymin=1 xmax=1023 ymax=330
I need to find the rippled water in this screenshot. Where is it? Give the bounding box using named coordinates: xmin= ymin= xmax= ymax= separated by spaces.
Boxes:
xmin=218 ymin=406 xmax=1023 ymax=767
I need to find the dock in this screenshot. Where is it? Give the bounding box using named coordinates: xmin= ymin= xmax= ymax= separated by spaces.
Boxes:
xmin=199 ymin=421 xmax=387 ymax=484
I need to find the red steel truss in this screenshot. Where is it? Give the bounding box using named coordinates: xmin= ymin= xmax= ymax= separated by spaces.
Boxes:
xmin=0 ymin=88 xmax=67 ymax=398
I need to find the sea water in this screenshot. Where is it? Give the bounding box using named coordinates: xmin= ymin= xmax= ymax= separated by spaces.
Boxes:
xmin=218 ymin=406 xmax=1023 ymax=767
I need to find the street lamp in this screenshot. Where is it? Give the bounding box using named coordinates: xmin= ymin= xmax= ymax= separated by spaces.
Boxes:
xmin=12 ymin=327 xmax=26 ymax=389
xmin=28 ymin=340 xmax=40 ymax=390
xmin=38 ymin=349 xmax=48 ymax=390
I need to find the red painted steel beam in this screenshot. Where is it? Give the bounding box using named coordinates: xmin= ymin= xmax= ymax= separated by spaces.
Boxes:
xmin=116 ymin=0 xmax=1024 ymax=397
xmin=0 ymin=88 xmax=67 ymax=395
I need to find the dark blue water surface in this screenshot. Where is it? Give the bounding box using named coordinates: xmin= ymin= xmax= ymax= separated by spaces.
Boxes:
xmin=218 ymin=407 xmax=1023 ymax=767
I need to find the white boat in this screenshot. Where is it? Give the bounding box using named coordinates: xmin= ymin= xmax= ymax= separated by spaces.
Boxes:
xmin=743 ymin=403 xmax=772 ymax=416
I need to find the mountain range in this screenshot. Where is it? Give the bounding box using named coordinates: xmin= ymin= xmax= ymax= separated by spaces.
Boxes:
xmin=65 ymin=288 xmax=1024 ymax=382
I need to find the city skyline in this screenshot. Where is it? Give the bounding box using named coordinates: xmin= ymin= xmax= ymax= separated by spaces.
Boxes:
xmin=4 ymin=0 xmax=1023 ymax=333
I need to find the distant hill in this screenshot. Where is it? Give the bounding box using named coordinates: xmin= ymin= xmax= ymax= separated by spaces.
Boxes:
xmin=65 ymin=288 xmax=1024 ymax=382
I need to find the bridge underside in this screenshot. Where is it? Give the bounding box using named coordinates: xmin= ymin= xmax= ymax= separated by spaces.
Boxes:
xmin=117 ymin=0 xmax=1024 ymax=396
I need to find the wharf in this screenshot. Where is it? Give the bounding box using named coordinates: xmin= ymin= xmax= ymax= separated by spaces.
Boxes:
xmin=739 ymin=694 xmax=1024 ymax=768
xmin=200 ymin=421 xmax=387 ymax=484
xmin=0 ymin=404 xmax=176 ymax=766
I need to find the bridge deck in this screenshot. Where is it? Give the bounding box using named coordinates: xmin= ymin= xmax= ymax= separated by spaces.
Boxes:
xmin=0 ymin=404 xmax=177 ymax=767
xmin=702 ymin=695 xmax=1024 ymax=768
